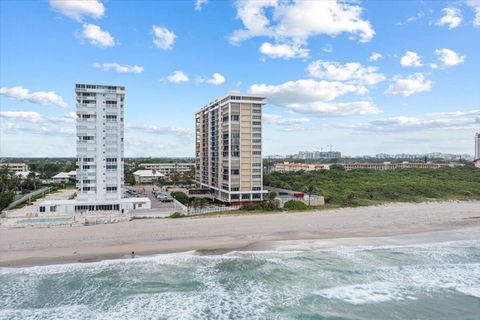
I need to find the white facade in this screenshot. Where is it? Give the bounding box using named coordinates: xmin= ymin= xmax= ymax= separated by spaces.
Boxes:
xmin=133 ymin=170 xmax=166 ymax=184
xmin=76 ymin=84 xmax=124 ymax=202
xmin=1 ymin=163 xmax=29 ymax=172
xmin=140 ymin=163 xmax=194 ymax=176
xmin=37 ymin=84 xmax=150 ymax=215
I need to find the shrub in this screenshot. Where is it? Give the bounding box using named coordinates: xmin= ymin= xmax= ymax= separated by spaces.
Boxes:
xmin=169 ymin=212 xmax=184 ymax=218
xmin=283 ymin=200 xmax=308 ymax=210
xmin=171 ymin=191 xmax=189 ymax=205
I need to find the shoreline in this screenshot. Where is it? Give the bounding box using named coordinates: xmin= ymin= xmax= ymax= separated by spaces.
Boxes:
xmin=1 ymin=200 xmax=480 ymax=268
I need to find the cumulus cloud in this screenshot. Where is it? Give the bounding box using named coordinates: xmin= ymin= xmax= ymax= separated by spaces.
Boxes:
xmin=435 ymin=48 xmax=465 ymax=67
xmin=395 ymin=11 xmax=425 ymax=26
xmin=49 ymin=112 xmax=78 ymax=123
xmin=384 ymin=73 xmax=432 ymax=97
xmin=250 ymin=79 xmax=380 ymax=116
xmin=0 ymin=111 xmax=43 ymax=123
xmin=263 ymin=114 xmax=310 ymax=125
xmin=127 ymin=124 xmax=191 ymax=136
xmin=229 ymin=0 xmax=375 ymax=49
xmin=342 ymin=109 xmax=480 ymax=132
xmin=166 ymin=71 xmax=189 ymax=83
xmin=152 ymin=25 xmax=176 ymax=50
xmin=49 ymin=0 xmax=105 ymax=22
xmin=307 ymin=60 xmax=385 ymax=85
xmin=78 ymin=23 xmax=115 ymax=48
xmin=259 ymin=42 xmax=309 ymax=59
xmin=195 ymin=0 xmax=208 ymax=11
xmin=436 ymin=7 xmax=462 ymax=29
xmin=466 ymin=1 xmax=480 ymax=26
xmin=1 ymin=122 xmax=75 ymax=136
xmin=93 ymin=62 xmax=144 ymax=73
xmin=369 ymin=52 xmax=383 ymax=62
xmin=400 ymin=51 xmax=423 ymax=67
xmin=0 ymin=86 xmax=68 ymax=107
xmin=198 ymin=73 xmax=226 ymax=85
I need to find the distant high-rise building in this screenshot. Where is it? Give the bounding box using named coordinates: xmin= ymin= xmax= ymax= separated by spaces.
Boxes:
xmin=195 ymin=93 xmax=266 ymax=203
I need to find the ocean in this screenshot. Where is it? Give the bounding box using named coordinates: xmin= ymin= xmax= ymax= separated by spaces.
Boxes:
xmin=1 ymin=231 xmax=480 ymax=320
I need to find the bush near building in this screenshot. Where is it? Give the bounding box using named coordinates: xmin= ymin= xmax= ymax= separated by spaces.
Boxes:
xmin=283 ymin=200 xmax=309 ymax=210
xmin=264 ymin=166 xmax=480 ymax=207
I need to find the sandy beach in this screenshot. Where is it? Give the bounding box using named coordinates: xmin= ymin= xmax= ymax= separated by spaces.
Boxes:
xmin=1 ymin=200 xmax=479 ymax=267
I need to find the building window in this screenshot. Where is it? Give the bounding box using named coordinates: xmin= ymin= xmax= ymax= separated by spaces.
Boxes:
xmin=242 ymin=194 xmax=250 ymax=200
xmin=231 ymin=115 xmax=240 ymax=121
xmin=231 ymin=194 xmax=240 ymax=200
xmin=252 ymin=151 xmax=261 ymax=155
xmin=106 ymin=165 xmax=117 ymax=170
xmin=231 ymin=187 xmax=239 ymax=191
xmin=231 ymin=169 xmax=239 ymax=175
xmin=252 ymin=187 xmax=262 ymax=191
xmin=252 ymin=175 xmax=261 ymax=179
xmin=50 ymin=206 xmax=56 ymax=212
xmin=106 ymin=186 xmax=117 ymax=191
xmin=252 ymin=194 xmax=261 ymax=199
xmin=252 ymin=121 xmax=262 ymax=125
xmin=39 ymin=206 xmax=45 ymax=213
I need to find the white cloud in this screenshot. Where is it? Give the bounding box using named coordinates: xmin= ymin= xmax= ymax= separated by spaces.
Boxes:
xmin=395 ymin=11 xmax=425 ymax=26
xmin=152 ymin=25 xmax=176 ymax=50
xmin=195 ymin=0 xmax=208 ymax=11
xmin=322 ymin=44 xmax=333 ymax=53
xmin=307 ymin=60 xmax=386 ymax=85
xmin=198 ymin=73 xmax=226 ymax=85
xmin=250 ymin=79 xmax=380 ymax=116
xmin=369 ymin=52 xmax=383 ymax=62
xmin=229 ymin=0 xmax=375 ymax=46
xmin=78 ymin=23 xmax=115 ymax=48
xmin=435 ymin=48 xmax=465 ymax=67
xmin=251 ymin=79 xmax=358 ymax=103
xmin=49 ymin=0 xmax=105 ymax=22
xmin=466 ymin=1 xmax=480 ymax=26
xmin=343 ymin=109 xmax=480 ymax=132
xmin=0 ymin=111 xmax=43 ymax=123
xmin=400 ymin=51 xmax=423 ymax=67
xmin=167 ymin=71 xmax=190 ymax=83
xmin=0 ymin=86 xmax=68 ymax=107
xmin=0 ymin=122 xmax=75 ymax=136
xmin=127 ymin=124 xmax=191 ymax=136
xmin=263 ymin=114 xmax=310 ymax=125
xmin=259 ymin=42 xmax=309 ymax=59
xmin=436 ymin=7 xmax=462 ymax=29
xmin=93 ymin=62 xmax=144 ymax=73
xmin=49 ymin=112 xmax=78 ymax=123
xmin=384 ymin=73 xmax=432 ymax=97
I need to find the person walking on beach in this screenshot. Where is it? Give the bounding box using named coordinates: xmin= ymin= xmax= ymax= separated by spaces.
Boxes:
xmin=131 ymin=251 xmax=135 ymax=258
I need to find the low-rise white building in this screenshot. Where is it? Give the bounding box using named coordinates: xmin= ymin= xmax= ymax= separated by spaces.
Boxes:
xmin=38 ymin=197 xmax=151 ymax=215
xmin=139 ymin=163 xmax=194 ymax=176
xmin=133 ymin=170 xmax=166 ymax=184
xmin=1 ymin=163 xmax=29 ymax=173
xmin=14 ymin=171 xmax=36 ymax=179
xmin=52 ymin=171 xmax=76 ymax=183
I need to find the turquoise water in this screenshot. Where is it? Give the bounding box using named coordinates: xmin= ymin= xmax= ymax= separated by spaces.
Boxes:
xmin=1 ymin=237 xmax=479 ymax=319
xmin=17 ymin=218 xmax=70 ymax=225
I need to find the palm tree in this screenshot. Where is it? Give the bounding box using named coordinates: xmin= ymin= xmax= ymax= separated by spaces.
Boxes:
xmin=304 ymin=185 xmax=317 ymax=206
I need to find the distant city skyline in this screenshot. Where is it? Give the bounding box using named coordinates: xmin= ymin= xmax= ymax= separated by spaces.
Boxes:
xmin=1 ymin=0 xmax=479 ymax=157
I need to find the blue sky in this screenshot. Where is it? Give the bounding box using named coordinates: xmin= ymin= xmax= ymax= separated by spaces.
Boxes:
xmin=0 ymin=0 xmax=479 ymax=157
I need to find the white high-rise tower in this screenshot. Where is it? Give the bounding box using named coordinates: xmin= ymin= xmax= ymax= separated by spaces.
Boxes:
xmin=475 ymin=132 xmax=480 ymax=160
xmin=75 ymin=84 xmax=124 ymax=202
xmin=37 ymin=84 xmax=150 ymax=214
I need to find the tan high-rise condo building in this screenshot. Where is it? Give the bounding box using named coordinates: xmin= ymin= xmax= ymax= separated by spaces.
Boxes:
xmin=195 ymin=93 xmax=266 ymax=204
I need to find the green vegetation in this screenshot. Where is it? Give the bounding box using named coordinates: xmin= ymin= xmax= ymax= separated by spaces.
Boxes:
xmin=283 ymin=200 xmax=309 ymax=210
xmin=264 ymin=165 xmax=480 ymax=207
xmin=169 ymin=212 xmax=185 ymax=218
